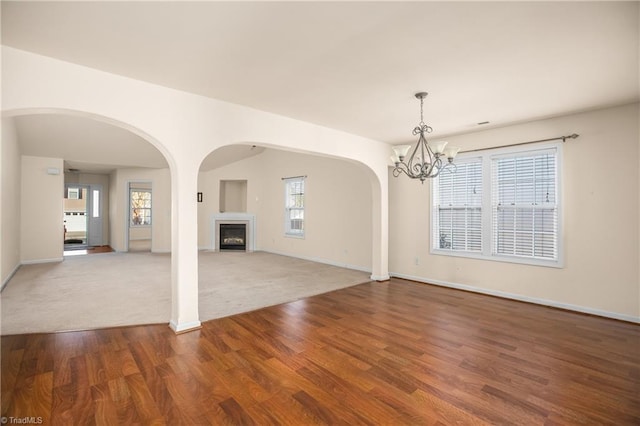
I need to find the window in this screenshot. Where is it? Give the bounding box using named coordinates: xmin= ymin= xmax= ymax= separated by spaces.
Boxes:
xmin=284 ymin=177 xmax=305 ymax=237
xmin=92 ymin=189 xmax=100 ymax=218
xmin=130 ymin=189 xmax=152 ymax=226
xmin=492 ymin=149 xmax=557 ymax=260
xmin=67 ymin=188 xmax=80 ymax=199
xmin=433 ymin=158 xmax=483 ymax=252
xmin=432 ymin=144 xmax=561 ymax=267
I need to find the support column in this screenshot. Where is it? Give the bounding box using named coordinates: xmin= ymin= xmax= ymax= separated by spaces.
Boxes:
xmin=169 ymin=164 xmax=201 ymax=333
xmin=370 ymin=166 xmax=390 ymax=281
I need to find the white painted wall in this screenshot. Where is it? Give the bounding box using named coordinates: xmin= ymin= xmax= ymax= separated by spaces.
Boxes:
xmin=389 ymin=103 xmax=640 ymax=320
xmin=1 ymin=118 xmax=22 ymax=286
xmin=220 ymin=180 xmax=247 ymax=213
xmin=20 ymin=155 xmax=64 ymax=263
xmin=198 ymin=149 xmax=373 ymax=271
xmin=110 ymin=168 xmax=171 ymax=253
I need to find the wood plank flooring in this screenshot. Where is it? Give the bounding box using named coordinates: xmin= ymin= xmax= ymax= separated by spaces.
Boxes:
xmin=2 ymin=278 xmax=639 ymax=425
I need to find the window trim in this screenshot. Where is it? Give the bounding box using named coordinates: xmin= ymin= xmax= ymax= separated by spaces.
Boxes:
xmin=430 ymin=142 xmax=563 ymax=268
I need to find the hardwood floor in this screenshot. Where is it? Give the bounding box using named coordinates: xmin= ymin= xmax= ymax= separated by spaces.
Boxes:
xmin=2 ymin=278 xmax=639 ymax=425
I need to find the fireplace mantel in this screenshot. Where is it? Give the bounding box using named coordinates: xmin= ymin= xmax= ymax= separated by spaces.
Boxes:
xmin=211 ymin=213 xmax=256 ymax=251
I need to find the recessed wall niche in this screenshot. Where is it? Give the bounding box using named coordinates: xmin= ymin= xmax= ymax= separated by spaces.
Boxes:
xmin=219 ymin=180 xmax=247 ymax=213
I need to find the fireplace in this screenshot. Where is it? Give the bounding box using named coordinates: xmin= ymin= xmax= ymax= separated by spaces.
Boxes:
xmin=212 ymin=213 xmax=255 ymax=252
xmin=219 ymin=223 xmax=247 ymax=251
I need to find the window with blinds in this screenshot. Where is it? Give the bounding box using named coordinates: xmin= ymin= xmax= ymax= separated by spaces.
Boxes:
xmin=284 ymin=177 xmax=305 ymax=237
xmin=431 ymin=143 xmax=562 ymax=267
xmin=433 ymin=158 xmax=482 ymax=252
xmin=492 ymin=149 xmax=557 ymax=260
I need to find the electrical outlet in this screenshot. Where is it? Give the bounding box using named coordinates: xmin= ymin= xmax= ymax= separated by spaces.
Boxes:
xmin=414 ymin=257 xmax=419 ymax=265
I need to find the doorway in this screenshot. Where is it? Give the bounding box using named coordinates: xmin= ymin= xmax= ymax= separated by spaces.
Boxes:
xmin=63 ymin=184 xmax=103 ymax=251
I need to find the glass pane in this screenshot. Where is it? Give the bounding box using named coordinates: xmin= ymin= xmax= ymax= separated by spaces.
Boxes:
xmin=92 ymin=190 xmax=100 ymax=218
xmin=131 ymin=190 xmax=152 ymax=225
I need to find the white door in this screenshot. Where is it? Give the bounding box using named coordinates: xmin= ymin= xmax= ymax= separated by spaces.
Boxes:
xmin=87 ymin=185 xmax=103 ymax=246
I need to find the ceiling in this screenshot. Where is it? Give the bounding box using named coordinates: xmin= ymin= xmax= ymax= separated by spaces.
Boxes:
xmin=2 ymin=1 xmax=638 ymax=172
xmin=14 ymin=114 xmax=169 ymax=173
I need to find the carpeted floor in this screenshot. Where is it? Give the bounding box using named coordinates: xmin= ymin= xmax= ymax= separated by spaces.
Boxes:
xmin=0 ymin=251 xmax=370 ymax=335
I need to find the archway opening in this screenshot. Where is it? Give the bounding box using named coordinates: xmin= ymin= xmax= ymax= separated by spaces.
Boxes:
xmin=1 ymin=110 xmax=175 ymax=334
xmin=194 ymin=143 xmax=379 ymax=322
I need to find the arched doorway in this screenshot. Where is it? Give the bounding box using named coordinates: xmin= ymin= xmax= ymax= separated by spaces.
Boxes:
xmin=194 ymin=143 xmax=378 ymax=322
xmin=1 ymin=110 xmax=176 ymax=334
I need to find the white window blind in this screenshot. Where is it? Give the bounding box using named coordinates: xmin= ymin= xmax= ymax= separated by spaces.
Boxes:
xmin=433 ymin=158 xmax=483 ymax=252
xmin=431 ymin=143 xmax=562 ymax=267
xmin=492 ymin=149 xmax=557 ymax=260
xmin=284 ymin=177 xmax=305 ymax=236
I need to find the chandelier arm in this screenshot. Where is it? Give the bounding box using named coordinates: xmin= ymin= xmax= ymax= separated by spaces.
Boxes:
xmin=393 ymin=165 xmax=423 ymax=180
xmin=405 ymin=137 xmax=423 ymax=178
xmin=430 ymin=160 xmax=444 ymax=178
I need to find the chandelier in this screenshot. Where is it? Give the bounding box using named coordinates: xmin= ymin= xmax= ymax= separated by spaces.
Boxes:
xmin=392 ymin=92 xmax=459 ymax=183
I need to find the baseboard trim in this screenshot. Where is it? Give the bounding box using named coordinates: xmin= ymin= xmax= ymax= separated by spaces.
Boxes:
xmin=390 ymin=272 xmax=640 ymax=324
xmin=21 ymin=257 xmax=64 ymax=265
xmin=169 ymin=320 xmax=202 ymax=334
xmin=261 ymin=249 xmax=372 ymax=274
xmin=370 ymin=274 xmax=391 ymax=282
xmin=1 ymin=263 xmax=21 ymax=292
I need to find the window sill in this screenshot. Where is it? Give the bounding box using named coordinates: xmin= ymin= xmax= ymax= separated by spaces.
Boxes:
xmin=430 ymin=248 xmax=563 ymax=269
xmin=285 ymin=233 xmax=305 ymax=239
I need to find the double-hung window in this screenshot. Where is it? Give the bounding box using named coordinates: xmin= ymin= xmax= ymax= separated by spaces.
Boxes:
xmin=284 ymin=177 xmax=305 ymax=237
xmin=432 ymin=143 xmax=561 ymax=267
xmin=492 ymin=149 xmax=558 ymax=260
xmin=433 ymin=158 xmax=483 ymax=252
xmin=130 ymin=189 xmax=152 ymax=226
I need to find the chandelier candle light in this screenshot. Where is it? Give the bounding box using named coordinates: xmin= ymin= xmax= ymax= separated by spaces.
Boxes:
xmin=392 ymin=92 xmax=459 ymax=183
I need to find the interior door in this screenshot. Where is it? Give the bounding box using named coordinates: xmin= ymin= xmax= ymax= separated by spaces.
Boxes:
xmin=87 ymin=185 xmax=103 ymax=246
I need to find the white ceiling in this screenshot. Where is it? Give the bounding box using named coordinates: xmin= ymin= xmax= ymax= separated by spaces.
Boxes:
xmin=14 ymin=114 xmax=168 ymax=172
xmin=2 ymin=1 xmax=638 ymax=171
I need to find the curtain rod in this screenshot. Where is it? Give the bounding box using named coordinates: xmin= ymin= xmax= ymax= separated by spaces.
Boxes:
xmin=281 ymin=175 xmax=307 ymax=180
xmin=460 ymin=133 xmax=579 ymax=154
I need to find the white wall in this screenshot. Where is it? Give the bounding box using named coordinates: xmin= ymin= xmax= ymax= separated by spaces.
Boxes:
xmin=1 ymin=118 xmax=22 ymax=286
xmin=390 ymin=103 xmax=640 ymax=320
xmin=20 ymin=155 xmax=64 ymax=263
xmin=110 ymin=168 xmax=171 ymax=253
xmin=220 ymin=180 xmax=247 ymax=213
xmin=199 ymin=149 xmax=373 ymax=271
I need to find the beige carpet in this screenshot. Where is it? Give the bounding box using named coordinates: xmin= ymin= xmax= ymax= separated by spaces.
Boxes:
xmin=0 ymin=251 xmax=370 ymax=335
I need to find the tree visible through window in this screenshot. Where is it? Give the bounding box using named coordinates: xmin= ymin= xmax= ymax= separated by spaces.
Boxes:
xmin=131 ymin=189 xmax=152 ymax=226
